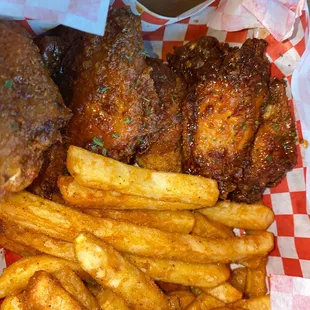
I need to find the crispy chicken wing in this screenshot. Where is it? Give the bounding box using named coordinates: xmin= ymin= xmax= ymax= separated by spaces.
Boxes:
xmin=179 ymin=39 xmax=270 ymax=199
xmin=231 ymin=78 xmax=297 ymax=202
xmin=0 ymin=22 xmax=71 ymax=198
xmin=135 ymin=58 xmax=186 ymax=172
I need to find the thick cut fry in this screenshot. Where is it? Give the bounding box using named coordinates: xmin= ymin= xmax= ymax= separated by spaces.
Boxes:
xmin=238 ymin=256 xmax=265 ymax=269
xmin=96 ymin=287 xmax=129 ymax=310
xmin=67 ymin=146 xmax=219 ymax=205
xmin=25 ymin=271 xmax=86 ymax=310
xmin=53 ymin=267 xmax=100 ymax=310
xmin=202 ymin=282 xmax=242 ymax=303
xmin=74 ymin=233 xmax=171 ymax=310
xmin=167 ymin=291 xmax=196 ymax=309
xmin=229 ymin=267 xmax=247 ymax=293
xmin=191 ymin=213 xmax=234 ymax=238
xmin=231 ymin=295 xmax=270 ymax=310
xmin=199 ymin=201 xmax=274 ymax=230
xmin=0 ymin=192 xmax=274 ymax=264
xmin=83 ymin=209 xmax=195 ymax=234
xmin=245 ymin=258 xmax=267 ymax=298
xmin=0 ymin=234 xmax=39 ymax=257
xmin=59 ymin=176 xmax=204 ymax=211
xmin=125 ymin=254 xmax=230 ymax=288
xmin=3 ymin=223 xmax=75 ymax=261
xmin=211 ymin=308 xmax=246 ymax=310
xmin=186 ymin=293 xmax=225 ymax=310
xmin=0 ymin=255 xmax=88 ymax=298
xmin=5 ymin=225 xmax=230 ymax=288
xmin=1 ymin=293 xmax=26 ymax=310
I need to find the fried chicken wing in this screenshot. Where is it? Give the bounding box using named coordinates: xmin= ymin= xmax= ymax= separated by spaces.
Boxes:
xmin=0 ymin=22 xmax=71 ymax=198
xmin=180 ymin=39 xmax=270 ymax=199
xmin=231 ymin=78 xmax=297 ymax=202
xmin=135 ymin=58 xmax=186 ymax=172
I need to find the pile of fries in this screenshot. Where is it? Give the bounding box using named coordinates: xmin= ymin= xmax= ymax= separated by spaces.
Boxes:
xmin=0 ymin=146 xmax=275 ymax=309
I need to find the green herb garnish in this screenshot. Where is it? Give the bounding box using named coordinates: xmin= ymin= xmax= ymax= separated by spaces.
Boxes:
xmin=290 ymin=131 xmax=296 ymax=137
xmin=112 ymin=132 xmax=119 ymax=139
xmin=242 ymin=124 xmax=247 ymax=131
xmin=92 ymin=137 xmax=104 ymax=147
xmin=125 ymin=55 xmax=132 ymax=62
xmin=4 ymin=80 xmax=13 ymax=88
xmin=146 ymin=106 xmax=152 ymax=116
xmin=266 ymin=155 xmax=273 ymax=162
xmin=139 ymin=50 xmax=150 ymax=57
xmin=273 ymin=124 xmax=279 ymax=131
xmin=124 ymin=118 xmax=133 ymax=124
xmin=100 ymin=86 xmax=109 ymax=93
xmin=90 ymin=145 xmax=98 ymax=152
xmin=255 ymin=121 xmax=261 ymax=125
xmin=10 ymin=122 xmax=19 ymax=131
xmin=102 ymin=148 xmax=107 ymax=156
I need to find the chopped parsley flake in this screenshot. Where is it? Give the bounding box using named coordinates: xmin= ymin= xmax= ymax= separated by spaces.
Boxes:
xmin=102 ymin=148 xmax=107 ymax=156
xmin=137 ymin=137 xmax=145 ymax=143
xmin=92 ymin=137 xmax=104 ymax=147
xmin=273 ymin=124 xmax=279 ymax=131
xmin=10 ymin=122 xmax=19 ymax=131
xmin=139 ymin=50 xmax=150 ymax=57
xmin=124 ymin=118 xmax=133 ymax=124
xmin=290 ymin=131 xmax=296 ymax=137
xmin=145 ymin=106 xmax=152 ymax=116
xmin=189 ymin=134 xmax=194 ymax=142
xmin=125 ymin=55 xmax=132 ymax=62
xmin=266 ymin=155 xmax=273 ymax=162
xmin=130 ymin=83 xmax=134 ymax=89
xmin=112 ymin=132 xmax=119 ymax=139
xmin=279 ymin=53 xmax=283 ymax=57
xmin=242 ymin=124 xmax=247 ymax=130
xmin=100 ymin=86 xmax=109 ymax=93
xmin=90 ymin=144 xmax=98 ymax=152
xmin=255 ymin=121 xmax=261 ymax=125
xmin=176 ymin=112 xmax=183 ymax=119
xmin=4 ymin=80 xmax=13 ymax=88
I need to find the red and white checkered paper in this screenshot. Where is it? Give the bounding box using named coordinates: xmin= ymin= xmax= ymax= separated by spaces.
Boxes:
xmin=0 ymin=0 xmax=310 ymax=308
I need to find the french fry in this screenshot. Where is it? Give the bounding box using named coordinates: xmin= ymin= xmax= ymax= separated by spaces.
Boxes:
xmin=202 ymin=282 xmax=242 ymax=303
xmin=58 ymin=176 xmax=204 ymax=211
xmin=245 ymin=258 xmax=267 ymax=298
xmin=0 ymin=234 xmax=39 ymax=257
xmin=156 ymin=281 xmax=190 ymax=293
xmin=210 ymin=308 xmax=246 ymax=310
xmin=186 ymin=293 xmax=225 ymax=310
xmin=0 ymin=192 xmax=274 ymax=264
xmin=53 ymin=267 xmax=100 ymax=310
xmin=0 ymin=255 xmax=88 ymax=298
xmin=229 ymin=267 xmax=247 ymax=293
xmin=5 ymin=225 xmax=230 ymax=288
xmin=167 ymin=291 xmax=196 ymax=309
xmin=74 ymin=233 xmax=171 ymax=310
xmin=238 ymin=256 xmax=265 ymax=269
xmin=83 ymin=208 xmax=195 ymax=234
xmin=25 ymin=271 xmax=86 ymax=310
xmin=96 ymin=287 xmax=129 ymax=310
xmin=191 ymin=212 xmax=234 ymax=238
xmin=199 ymin=201 xmax=274 ymax=230
xmin=231 ymin=295 xmax=270 ymax=310
xmin=125 ymin=254 xmax=230 ymax=288
xmin=1 ymin=293 xmax=26 ymax=310
xmin=67 ymin=146 xmax=219 ymax=206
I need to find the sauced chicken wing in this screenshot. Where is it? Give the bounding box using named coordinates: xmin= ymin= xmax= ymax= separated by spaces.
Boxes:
xmin=0 ymin=22 xmax=71 ymax=198
xmin=180 ymin=39 xmax=270 ymax=199
xmin=231 ymin=78 xmax=297 ymax=202
xmin=135 ymin=58 xmax=186 ymax=172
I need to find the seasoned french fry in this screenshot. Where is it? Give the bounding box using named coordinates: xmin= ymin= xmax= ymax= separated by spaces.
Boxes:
xmin=25 ymin=271 xmax=86 ymax=310
xmin=58 ymin=176 xmax=204 ymax=211
xmin=238 ymin=256 xmax=265 ymax=269
xmin=83 ymin=209 xmax=195 ymax=234
xmin=3 ymin=223 xmax=75 ymax=261
xmin=1 ymin=293 xmax=26 ymax=310
xmin=96 ymin=287 xmax=129 ymax=310
xmin=53 ymin=267 xmax=100 ymax=310
xmin=202 ymin=282 xmax=242 ymax=303
xmin=0 ymin=192 xmax=274 ymax=264
xmin=167 ymin=291 xmax=196 ymax=309
xmin=191 ymin=212 xmax=234 ymax=238
xmin=186 ymin=293 xmax=225 ymax=310
xmin=74 ymin=233 xmax=171 ymax=310
xmin=67 ymin=146 xmax=219 ymax=205
xmin=125 ymin=254 xmax=230 ymax=288
xmin=210 ymin=308 xmax=246 ymax=310
xmin=0 ymin=234 xmax=39 ymax=257
xmin=245 ymin=258 xmax=267 ymax=298
xmin=231 ymin=295 xmax=270 ymax=310
xmin=199 ymin=201 xmax=274 ymax=230
xmin=229 ymin=267 xmax=247 ymax=293
xmin=5 ymin=225 xmax=230 ymax=288
xmin=0 ymin=255 xmax=88 ymax=298
xmin=156 ymin=281 xmax=190 ymax=293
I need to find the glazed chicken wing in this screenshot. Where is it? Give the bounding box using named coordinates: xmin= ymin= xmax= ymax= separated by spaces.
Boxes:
xmin=0 ymin=22 xmax=71 ymax=198
xmin=135 ymin=58 xmax=186 ymax=172
xmin=179 ymin=39 xmax=270 ymax=199
xmin=231 ymin=78 xmax=297 ymax=202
